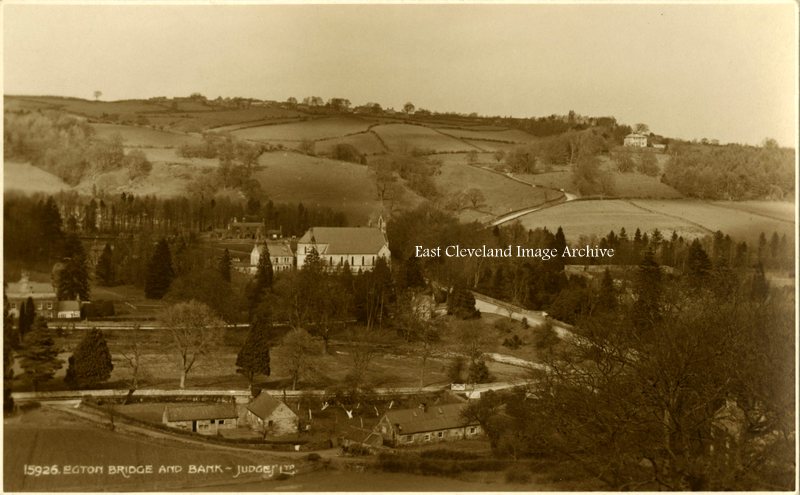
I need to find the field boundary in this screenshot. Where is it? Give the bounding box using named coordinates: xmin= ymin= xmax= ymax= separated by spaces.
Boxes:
xmin=625 ymin=200 xmax=714 ymax=234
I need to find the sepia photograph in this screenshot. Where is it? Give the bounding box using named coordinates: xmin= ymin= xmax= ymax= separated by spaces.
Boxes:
xmin=2 ymin=1 xmax=797 ymax=492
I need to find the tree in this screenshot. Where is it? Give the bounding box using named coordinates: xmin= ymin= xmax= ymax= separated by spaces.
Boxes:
xmin=18 ymin=319 xmax=62 ymax=391
xmin=95 ymin=243 xmax=115 ymax=286
xmin=403 ymin=102 xmax=415 ymax=114
xmin=145 ymin=239 xmax=175 ymax=299
xmin=280 ymin=328 xmax=321 ymax=390
xmin=160 ymin=301 xmax=225 ymax=388
xmin=247 ymin=243 xmax=274 ymax=315
xmin=447 ymin=284 xmax=479 ymax=319
xmin=631 ymin=249 xmax=662 ymax=331
xmin=64 ymin=329 xmax=113 ymax=389
xmin=56 ymin=234 xmax=91 ymax=301
xmin=493 ymin=150 xmax=506 ymax=163
xmin=236 ymin=324 xmax=271 ymax=387
xmin=465 ymin=188 xmax=486 ymax=209
xmin=634 ymin=123 xmax=649 ymax=134
xmin=686 ymin=239 xmax=712 ymax=287
xmin=18 ymin=297 xmax=36 ymax=343
xmin=93 ymin=90 xmax=102 ymax=101
xmin=119 ymin=325 xmax=144 ymax=389
xmin=637 ymin=150 xmax=659 ymax=176
xmin=218 ymin=249 xmax=232 ymax=283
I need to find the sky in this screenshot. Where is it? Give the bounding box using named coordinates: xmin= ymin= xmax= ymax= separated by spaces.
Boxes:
xmin=3 ymin=2 xmax=797 ymax=146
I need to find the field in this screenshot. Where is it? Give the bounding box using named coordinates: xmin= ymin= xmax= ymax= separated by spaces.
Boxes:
xmin=709 ymin=200 xmax=795 ymax=222
xmin=136 ymin=108 xmax=304 ymax=133
xmin=134 ymin=148 xmax=219 ymax=168
xmin=371 ymin=124 xmax=478 ymax=153
xmin=8 ymin=96 xmax=168 ymax=118
xmin=629 ymin=200 xmax=796 ymax=241
xmin=254 ymin=152 xmax=382 ymax=225
xmin=435 ymin=128 xmax=537 ymax=144
xmin=435 ymin=163 xmax=560 ymax=223
xmin=315 ymin=132 xmax=388 ymax=155
xmin=90 ymin=123 xmax=202 ymax=148
xmin=3 ymin=161 xmax=72 ymax=194
xmin=3 ymin=408 xmax=297 ymax=492
xmin=232 ymin=117 xmax=372 ymax=142
xmin=516 ymin=199 xmax=707 ymax=241
xmin=462 ymin=140 xmax=520 ymax=152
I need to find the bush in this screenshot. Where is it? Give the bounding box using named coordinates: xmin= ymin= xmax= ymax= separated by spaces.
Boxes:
xmin=306 ymin=453 xmax=322 ymax=462
xmin=419 ymin=449 xmax=480 ymax=460
xmin=502 ymin=334 xmax=524 ymax=349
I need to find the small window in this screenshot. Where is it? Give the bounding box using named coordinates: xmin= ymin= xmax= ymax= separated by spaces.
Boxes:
xmin=268 ymin=420 xmax=274 ymax=427
xmin=210 ymin=419 xmax=216 ymax=424
xmin=47 ymin=302 xmax=53 ymax=310
xmin=424 ymin=434 xmax=430 ymax=441
xmin=218 ymin=419 xmax=225 ymax=425
xmin=37 ymin=303 xmax=43 ymax=310
xmin=403 ymin=435 xmax=412 ymax=443
xmin=468 ymin=427 xmax=477 ymax=434
xmin=437 ymin=431 xmax=444 ymax=438
xmin=10 ymin=303 xmax=16 ymax=309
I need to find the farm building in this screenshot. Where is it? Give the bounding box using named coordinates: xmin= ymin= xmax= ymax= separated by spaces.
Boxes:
xmin=339 ymin=426 xmax=384 ymax=453
xmin=162 ymin=403 xmax=239 ymax=435
xmin=56 ymin=301 xmax=81 ymax=319
xmin=374 ymin=403 xmax=482 ymax=447
xmin=249 ymin=241 xmax=294 ymax=273
xmin=228 ymin=218 xmax=265 ymax=239
xmin=623 ymin=133 xmax=648 ymax=147
xmin=246 ymin=393 xmax=298 ymax=436
xmin=6 ymin=273 xmax=58 ymax=319
xmin=296 ymin=227 xmax=390 ymax=273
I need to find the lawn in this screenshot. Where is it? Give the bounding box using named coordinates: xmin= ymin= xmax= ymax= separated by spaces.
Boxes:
xmin=232 ymin=117 xmax=373 ymax=142
xmin=254 ymin=151 xmax=381 ymax=226
xmin=371 ymin=124 xmax=478 ymax=153
xmin=90 ymin=123 xmax=202 ymax=148
xmin=3 ymin=161 xmax=72 ymax=194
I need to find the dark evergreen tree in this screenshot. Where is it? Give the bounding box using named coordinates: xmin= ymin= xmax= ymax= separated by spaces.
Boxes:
xmin=144 ymin=239 xmax=175 ymax=299
xmin=64 ymin=329 xmax=113 ymax=389
xmin=218 ymin=248 xmax=232 ymax=283
xmin=596 ymin=268 xmax=617 ymax=312
xmin=57 ymin=233 xmax=91 ymax=301
xmin=398 ymin=256 xmax=425 ymax=289
xmin=247 ymin=243 xmax=274 ymax=315
xmin=95 ymin=243 xmax=115 ymax=286
xmin=686 ymin=239 xmax=712 ymax=287
xmin=18 ymin=319 xmax=62 ymax=391
xmin=749 ymin=262 xmax=770 ymax=302
xmin=18 ymin=297 xmax=36 ymax=343
xmin=3 ymin=293 xmax=15 ymax=411
xmin=235 ymin=324 xmax=272 ymax=386
xmin=467 ymin=359 xmax=492 ymax=384
xmin=631 ymin=249 xmax=662 ymax=331
xmin=447 ymin=283 xmax=479 ymax=319
xmin=40 ymin=196 xmax=64 ymax=263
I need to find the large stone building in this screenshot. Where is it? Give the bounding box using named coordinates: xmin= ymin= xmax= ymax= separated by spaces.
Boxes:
xmin=6 ymin=273 xmax=58 ymax=319
xmin=374 ymin=403 xmax=482 ymax=447
xmin=623 ymin=133 xmax=648 ymax=147
xmin=249 ymin=242 xmax=294 ymax=273
xmin=296 ymin=227 xmax=390 ymax=273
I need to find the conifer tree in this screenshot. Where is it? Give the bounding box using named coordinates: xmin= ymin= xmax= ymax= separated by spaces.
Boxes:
xmin=218 ymin=248 xmax=232 ymax=283
xmin=632 ymin=249 xmax=662 ymax=331
xmin=57 ymin=233 xmax=91 ymax=300
xmin=236 ymin=324 xmax=271 ymax=387
xmin=95 ymin=243 xmax=115 ymax=286
xmin=596 ymin=268 xmax=617 ymax=311
xmin=686 ymin=239 xmax=712 ymax=287
xmin=447 ymin=283 xmax=479 ymax=319
xmin=65 ymin=329 xmax=113 ymax=389
xmin=144 ymin=239 xmax=175 ymax=299
xmin=247 ymin=243 xmax=274 ymax=315
xmin=18 ymin=319 xmax=62 ymax=391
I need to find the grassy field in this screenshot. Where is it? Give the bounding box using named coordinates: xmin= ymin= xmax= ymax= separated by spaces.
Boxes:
xmin=232 ymin=117 xmax=372 ymax=142
xmin=134 ymin=148 xmax=219 ymax=167
xmin=630 ymin=199 xmax=796 ymax=241
xmin=255 ymin=151 xmax=381 ymax=225
xmin=436 ymin=128 xmax=537 ymax=144
xmin=4 ymin=161 xmax=72 ymax=194
xmin=516 ymin=199 xmax=707 ymax=241
xmin=435 ymin=163 xmax=559 ymax=223
xmin=144 ymin=108 xmax=304 ymax=133
xmin=462 ymin=140 xmax=520 ymax=153
xmin=371 ymin=124 xmax=478 ymax=153
xmin=10 ymin=96 xmax=168 ymax=118
xmin=315 ymin=132 xmax=388 ymax=155
xmin=90 ymin=123 xmax=202 ymax=148
xmin=709 ymin=200 xmax=795 ymax=222
xmin=3 ymin=408 xmax=298 ymax=492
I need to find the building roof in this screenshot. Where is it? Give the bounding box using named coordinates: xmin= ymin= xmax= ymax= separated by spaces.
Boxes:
xmin=382 ymin=403 xmax=476 ymax=435
xmin=247 ymin=393 xmax=295 ymax=420
xmin=298 ymin=227 xmax=387 ymax=255
xmin=252 ymin=242 xmax=294 ymax=258
xmin=341 ymin=426 xmax=383 ymax=447
xmin=6 ymin=275 xmax=56 ymax=299
xmin=625 ymin=133 xmax=647 ymax=139
xmin=164 ymin=403 xmax=238 ymax=422
xmin=57 ymin=301 xmax=81 ymax=312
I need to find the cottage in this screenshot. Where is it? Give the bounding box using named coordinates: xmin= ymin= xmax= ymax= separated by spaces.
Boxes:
xmin=250 ymin=242 xmax=294 ymax=273
xmin=375 ymin=403 xmax=482 ymax=447
xmin=162 ymin=403 xmax=239 ymax=435
xmin=56 ymin=301 xmax=81 ymax=320
xmin=340 ymin=426 xmax=384 ymax=453
xmin=246 ymin=393 xmax=298 ymax=436
xmin=6 ymin=273 xmax=58 ymax=319
xmin=228 ymin=218 xmax=264 ymax=239
xmin=623 ymin=133 xmax=648 ymax=147
xmin=296 ymin=227 xmax=390 ymax=273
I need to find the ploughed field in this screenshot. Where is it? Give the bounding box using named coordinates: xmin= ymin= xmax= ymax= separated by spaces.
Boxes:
xmin=516 ymin=198 xmax=795 ymax=242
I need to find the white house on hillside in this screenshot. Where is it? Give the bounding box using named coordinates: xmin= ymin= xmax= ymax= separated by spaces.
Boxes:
xmin=296 ymin=227 xmax=390 ymax=272
xmin=249 ymin=241 xmax=294 ymax=273
xmin=624 ymin=133 xmax=648 ymax=147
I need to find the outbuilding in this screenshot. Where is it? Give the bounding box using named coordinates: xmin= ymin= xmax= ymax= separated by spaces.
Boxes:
xmin=162 ymin=403 xmax=238 ymax=435
xmin=246 ymin=393 xmax=298 ymax=436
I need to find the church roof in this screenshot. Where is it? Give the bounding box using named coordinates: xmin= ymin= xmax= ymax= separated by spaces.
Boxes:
xmin=298 ymin=227 xmax=387 ymax=255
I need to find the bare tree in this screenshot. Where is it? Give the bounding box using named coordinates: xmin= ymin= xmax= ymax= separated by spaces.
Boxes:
xmin=160 ymin=301 xmax=224 ymax=389
xmin=119 ymin=324 xmax=143 ymax=389
xmin=280 ymin=328 xmax=321 ymax=390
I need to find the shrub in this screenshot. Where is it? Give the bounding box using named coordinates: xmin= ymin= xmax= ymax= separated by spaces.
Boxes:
xmin=306 ymin=453 xmax=322 ymax=462
xmin=502 ymin=334 xmax=524 ymax=349
xmin=419 ymin=449 xmax=480 ymax=460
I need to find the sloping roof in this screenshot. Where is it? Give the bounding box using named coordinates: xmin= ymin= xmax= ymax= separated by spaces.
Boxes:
xmin=164 ymin=403 xmax=238 ymax=422
xmin=253 ymin=242 xmax=294 ymax=258
xmin=57 ymin=301 xmax=81 ymax=312
xmin=382 ymin=403 xmax=476 ymax=435
xmin=247 ymin=393 xmax=295 ymax=420
xmin=298 ymin=227 xmax=387 ymax=255
xmin=625 ymin=133 xmax=647 ymax=139
xmin=341 ymin=426 xmax=383 ymax=447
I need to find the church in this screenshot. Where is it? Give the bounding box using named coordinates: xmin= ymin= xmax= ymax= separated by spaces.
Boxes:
xmin=296 ymin=225 xmax=390 ymax=273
